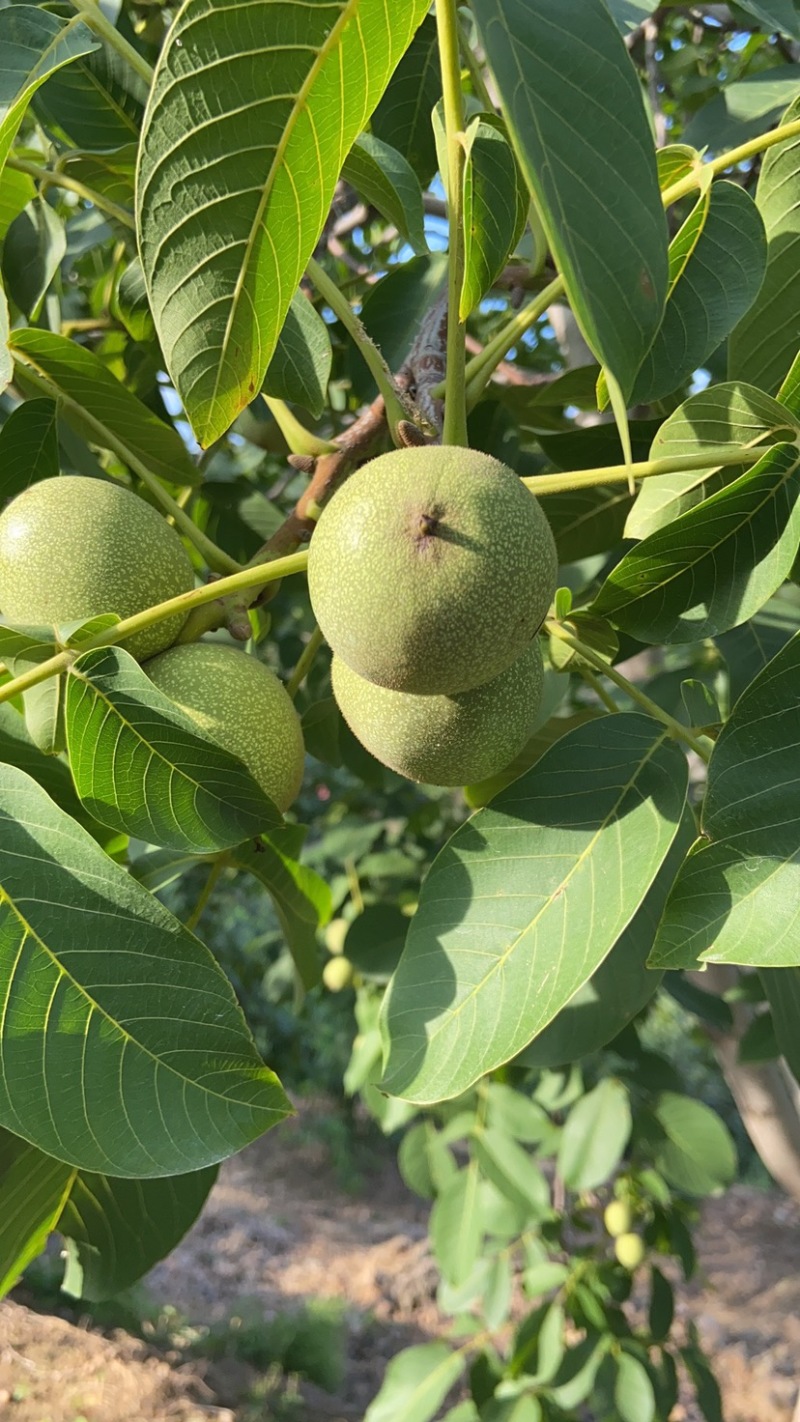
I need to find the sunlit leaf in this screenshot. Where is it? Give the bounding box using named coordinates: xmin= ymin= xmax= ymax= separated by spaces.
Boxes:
xmin=0 ymin=1128 xmax=73 ymax=1298
xmin=1 ymin=197 xmax=65 ymax=321
xmin=364 ymin=1342 xmax=466 ymax=1422
xmin=0 ymin=763 xmax=291 ymax=1175
xmin=137 ymin=0 xmax=430 ymax=444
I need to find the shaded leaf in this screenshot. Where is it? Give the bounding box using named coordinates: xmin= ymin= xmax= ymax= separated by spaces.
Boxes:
xmin=343 ymin=904 xmax=408 ymax=982
xmin=65 ymin=646 xmax=282 ymax=854
xmin=9 ymin=328 xmax=200 ymax=487
xmin=649 ymin=1267 xmax=674 ymax=1341
xmin=472 ymin=0 xmax=668 ymax=397
xmin=716 ymin=594 xmax=800 ymax=703
xmin=0 ymin=763 xmax=291 ymax=1175
xmin=0 ymin=397 xmax=59 ymax=502
xmin=263 ymin=291 xmax=332 ymax=419
xmin=650 ymin=633 xmax=800 ymax=969
xmin=729 ymin=95 xmax=800 ymax=396
xmin=353 ymin=252 xmax=448 ymax=400
xmin=431 ymin=1166 xmax=482 ymax=1286
xmin=1 ymin=197 xmax=65 ymax=320
xmin=371 ymin=14 xmax=441 ymax=185
xmin=137 ymin=0 xmax=429 ymax=444
xmin=342 ymin=133 xmax=427 ymax=255
xmin=113 ymin=257 xmax=155 ymax=343
xmin=735 ymin=1 xmax=800 ymax=38
xmin=364 ymin=1342 xmax=466 ymax=1422
xmin=59 ymin=1165 xmax=217 ymax=1301
xmin=460 ymin=115 xmax=524 ymax=318
xmin=629 ymin=183 xmax=766 ymax=406
xmin=473 ymin=1127 xmax=550 ymax=1214
xmin=34 ymin=37 xmax=146 ymax=151
xmin=763 ymin=969 xmax=800 ymax=1083
xmin=381 ymin=715 xmax=688 ymax=1104
xmin=0 ymin=166 xmax=35 ymax=240
xmin=651 ymin=1094 xmax=736 ymax=1196
xmin=685 ymin=66 xmax=800 ymax=154
xmin=595 ymin=443 xmax=800 ymax=644
xmin=0 ymin=6 xmax=98 ymax=174
xmin=628 ymin=381 xmax=796 ymax=539
xmin=233 ymin=832 xmax=331 ymax=990
xmin=0 ymin=1128 xmax=73 ymax=1297
xmin=0 ymin=279 xmax=10 ymax=395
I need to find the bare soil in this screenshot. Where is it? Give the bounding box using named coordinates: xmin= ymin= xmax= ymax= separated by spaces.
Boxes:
xmin=2 ymin=1102 xmax=798 ymax=1422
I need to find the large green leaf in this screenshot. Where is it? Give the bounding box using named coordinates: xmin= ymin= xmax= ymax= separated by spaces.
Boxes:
xmin=342 ymin=133 xmax=427 ymax=256
xmin=594 ymin=443 xmax=800 ymax=644
xmin=0 ymin=1128 xmax=73 ymax=1297
xmin=364 ymin=1342 xmax=466 ymax=1422
xmin=137 ymin=0 xmax=429 ymax=446
xmin=0 ymin=763 xmax=291 ymax=1175
xmin=65 ymin=647 xmax=282 ymax=853
xmin=1 ymin=197 xmax=66 ymax=321
xmin=471 ymin=0 xmax=668 ymax=398
xmin=517 ymin=807 xmax=695 ymax=1070
xmin=627 ymin=383 xmax=796 ymax=539
xmin=684 ymin=66 xmax=800 ymax=154
xmin=371 ymin=13 xmax=441 ymax=186
xmin=650 ymin=633 xmax=800 ymax=969
xmin=34 ymin=38 xmax=147 ymax=151
xmin=0 ymin=397 xmax=59 ymax=502
xmin=381 ymin=714 xmax=687 ymax=1105
xmin=629 ymin=183 xmax=766 ymax=406
xmin=9 ymin=328 xmax=201 ymax=488
xmin=233 ymin=832 xmax=332 ymax=990
xmin=460 ymin=115 xmax=524 ymax=319
xmin=59 ymin=1165 xmax=217 ymax=1301
xmin=0 ymin=6 xmax=98 ymax=174
xmin=729 ymin=96 xmax=800 ymax=396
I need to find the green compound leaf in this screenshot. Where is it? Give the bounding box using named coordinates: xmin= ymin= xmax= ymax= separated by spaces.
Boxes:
xmin=342 ymin=133 xmax=427 ymax=256
xmin=9 ymin=328 xmax=201 ymax=488
xmin=729 ymin=96 xmax=800 ymax=397
xmin=0 ymin=763 xmax=291 ymax=1176
xmin=629 ymin=182 xmax=766 ymax=406
xmin=460 ymin=115 xmax=525 ymax=319
xmin=0 ymin=397 xmax=58 ymax=503
xmin=59 ymin=1165 xmax=217 ymax=1301
xmin=650 ymin=632 xmax=800 ymax=970
xmin=594 ymin=443 xmax=800 ymax=645
xmin=381 ymin=714 xmax=687 ymax=1105
xmin=627 ymin=382 xmax=796 ymax=539
xmin=137 ymin=0 xmax=430 ymax=446
xmin=65 ymin=646 xmax=282 ymax=854
xmin=471 ymin=0 xmax=668 ymax=399
xmin=0 ymin=6 xmax=98 ymax=175
xmin=0 ymin=1128 xmax=74 ymax=1298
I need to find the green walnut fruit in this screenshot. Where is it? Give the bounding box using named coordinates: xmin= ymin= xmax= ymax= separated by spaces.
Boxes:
xmin=604 ymin=1200 xmax=633 ymax=1238
xmin=0 ymin=476 xmax=193 ymax=659
xmin=145 ymin=642 xmax=305 ymax=812
xmin=322 ymin=956 xmax=355 ymax=991
xmin=331 ymin=637 xmax=544 ymax=786
xmin=614 ymin=1232 xmax=646 ymax=1271
xmin=308 ymin=445 xmax=557 ymax=695
xmin=325 ymin=917 xmax=349 ymax=956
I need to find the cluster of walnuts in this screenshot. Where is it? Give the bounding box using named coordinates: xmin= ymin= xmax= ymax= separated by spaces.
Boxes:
xmin=309 ymin=444 xmax=557 ymax=787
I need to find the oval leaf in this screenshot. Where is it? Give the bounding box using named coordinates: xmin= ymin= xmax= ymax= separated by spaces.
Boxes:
xmin=0 ymin=397 xmax=59 ymax=502
xmin=263 ymin=290 xmax=332 ymax=419
xmin=0 ymin=763 xmax=291 ymax=1175
xmin=651 ymin=1094 xmax=736 ymax=1196
xmin=471 ymin=0 xmax=668 ymax=397
xmin=460 ymin=115 xmax=524 ymax=319
xmin=65 ymin=646 xmax=282 ymax=853
xmin=137 ymin=0 xmax=429 ymax=445
xmin=381 ymin=714 xmax=688 ymax=1104
xmin=557 ymin=1078 xmax=632 ymax=1190
xmin=342 ymin=132 xmax=427 ymax=256
xmin=595 ymin=443 xmax=800 ymax=644
xmin=364 ymin=1342 xmax=466 ymax=1422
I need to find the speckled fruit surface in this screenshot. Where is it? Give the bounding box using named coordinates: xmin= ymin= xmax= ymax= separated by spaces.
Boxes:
xmin=332 ymin=638 xmax=544 ymax=786
xmin=145 ymin=642 xmax=305 ymax=812
xmin=0 ymin=476 xmax=193 ymax=659
xmin=308 ymin=445 xmax=557 ymax=695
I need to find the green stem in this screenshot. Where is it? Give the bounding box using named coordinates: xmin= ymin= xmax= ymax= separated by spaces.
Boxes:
xmin=581 ymin=668 xmax=619 ymax=715
xmin=524 ymin=445 xmax=764 ymax=496
xmin=436 ymin=0 xmax=468 ymax=446
xmin=546 ymin=621 xmax=711 ymax=762
xmin=262 ymin=395 xmax=337 ymax=457
xmin=185 ymin=854 xmax=228 ymax=933
xmin=305 ymin=256 xmax=408 ymax=435
xmin=661 ymin=115 xmax=800 ymax=206
xmin=287 ymin=626 xmax=324 ymax=699
xmin=5 ymin=156 xmax=135 ymax=230
xmin=12 ymin=360 xmax=240 ymax=576
xmin=458 ymin=13 xmax=493 ymax=111
xmin=67 ymin=0 xmax=154 ymax=85
xmin=0 ymin=550 xmax=310 ymax=708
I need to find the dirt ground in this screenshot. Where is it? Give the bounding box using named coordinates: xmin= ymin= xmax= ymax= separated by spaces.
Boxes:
xmin=1 ymin=1102 xmax=799 ymax=1422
